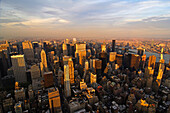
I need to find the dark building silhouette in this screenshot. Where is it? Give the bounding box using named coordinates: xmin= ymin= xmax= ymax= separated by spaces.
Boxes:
xmin=112 ymin=40 xmax=115 ymax=52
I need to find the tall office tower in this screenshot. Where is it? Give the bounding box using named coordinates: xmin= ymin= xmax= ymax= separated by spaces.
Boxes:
xmin=54 ymin=58 xmax=60 ymax=75
xmin=75 ymin=43 xmax=86 ymax=58
xmin=67 ymin=44 xmax=71 ymax=56
xmin=95 ymin=59 xmax=102 ymax=77
xmin=101 ymin=43 xmax=106 ymax=52
xmin=70 ymin=44 xmax=75 ymax=57
xmin=83 ymin=60 xmax=89 ymax=79
xmin=0 ymin=50 xmax=8 ymax=77
xmin=63 ymin=43 xmax=68 ymax=56
xmin=148 ymin=55 xmax=156 ymax=69
xmin=156 ymin=59 xmax=165 ymax=87
xmin=73 ymin=38 xmax=77 ymax=44
xmin=41 ymin=49 xmax=48 ymax=72
xmin=11 ymin=55 xmax=27 ymax=82
xmin=58 ymin=68 xmax=64 ymax=86
xmin=90 ymin=73 xmax=97 ymax=84
xmin=31 ymin=64 xmax=41 ymax=79
xmin=48 ymin=51 xmax=55 ymax=63
xmin=43 ymin=72 xmax=54 ymax=88
xmin=99 ymin=52 xmax=107 ymax=73
xmin=112 ymin=40 xmax=115 ymax=52
xmin=64 ymin=65 xmax=71 ymax=97
xmin=22 ymin=41 xmax=34 ymax=61
xmin=116 ymin=54 xmax=123 ymax=67
xmin=48 ymin=87 xmax=62 ymax=113
xmin=34 ymin=46 xmax=42 ymax=60
xmin=109 ymin=52 xmax=117 ymax=62
xmin=130 ymin=54 xmax=140 ymax=70
xmin=68 ymin=58 xmax=74 ymax=84
xmin=145 ymin=67 xmax=154 ymax=78
xmin=79 ymin=50 xmax=86 ymax=66
xmin=145 ymin=67 xmax=154 ymax=87
xmin=137 ymin=48 xmax=145 ymax=56
xmin=31 ymin=64 xmax=42 ymax=90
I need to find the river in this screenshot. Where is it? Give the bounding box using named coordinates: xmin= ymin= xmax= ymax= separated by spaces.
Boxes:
xmin=129 ymin=49 xmax=170 ymax=64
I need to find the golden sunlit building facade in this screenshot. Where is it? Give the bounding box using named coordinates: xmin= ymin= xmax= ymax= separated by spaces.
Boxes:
xmin=148 ymin=55 xmax=156 ymax=69
xmin=64 ymin=65 xmax=71 ymax=97
xmin=48 ymin=87 xmax=62 ymax=113
xmin=41 ymin=49 xmax=48 ymax=72
xmin=90 ymin=73 xmax=97 ymax=84
xmin=68 ymin=58 xmax=74 ymax=84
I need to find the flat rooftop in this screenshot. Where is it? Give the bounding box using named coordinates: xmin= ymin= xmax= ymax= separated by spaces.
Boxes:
xmin=11 ymin=55 xmax=24 ymax=58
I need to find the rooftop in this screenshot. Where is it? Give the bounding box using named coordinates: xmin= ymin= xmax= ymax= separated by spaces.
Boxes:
xmin=11 ymin=55 xmax=24 ymax=58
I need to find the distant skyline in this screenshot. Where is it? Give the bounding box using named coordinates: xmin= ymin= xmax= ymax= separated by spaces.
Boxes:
xmin=0 ymin=0 xmax=170 ymax=39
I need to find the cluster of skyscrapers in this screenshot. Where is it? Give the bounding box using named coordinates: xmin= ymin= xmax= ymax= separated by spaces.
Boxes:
xmin=0 ymin=38 xmax=170 ymax=113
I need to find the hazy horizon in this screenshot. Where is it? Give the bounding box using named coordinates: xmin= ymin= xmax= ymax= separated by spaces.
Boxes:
xmin=0 ymin=0 xmax=170 ymax=39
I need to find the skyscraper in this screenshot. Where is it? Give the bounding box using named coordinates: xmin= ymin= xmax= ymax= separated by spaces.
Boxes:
xmin=64 ymin=65 xmax=71 ymax=97
xmin=48 ymin=87 xmax=62 ymax=113
xmin=68 ymin=58 xmax=74 ymax=84
xmin=63 ymin=43 xmax=68 ymax=56
xmin=156 ymin=58 xmax=165 ymax=87
xmin=79 ymin=50 xmax=86 ymax=66
xmin=145 ymin=67 xmax=154 ymax=88
xmin=11 ymin=55 xmax=27 ymax=82
xmin=99 ymin=52 xmax=107 ymax=73
xmin=0 ymin=50 xmax=8 ymax=77
xmin=109 ymin=52 xmax=117 ymax=62
xmin=75 ymin=43 xmax=86 ymax=58
xmin=148 ymin=55 xmax=156 ymax=69
xmin=83 ymin=60 xmax=89 ymax=79
xmin=43 ymin=71 xmax=54 ymax=88
xmin=116 ymin=54 xmax=123 ymax=67
xmin=130 ymin=54 xmax=140 ymax=70
xmin=95 ymin=59 xmax=102 ymax=77
xmin=30 ymin=64 xmax=41 ymax=79
xmin=22 ymin=41 xmax=34 ymax=61
xmin=31 ymin=64 xmax=42 ymax=90
xmin=41 ymin=49 xmax=48 ymax=72
xmin=112 ymin=40 xmax=115 ymax=52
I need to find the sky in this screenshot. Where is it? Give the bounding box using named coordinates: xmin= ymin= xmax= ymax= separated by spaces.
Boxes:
xmin=0 ymin=0 xmax=170 ymax=39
